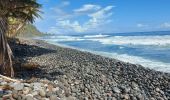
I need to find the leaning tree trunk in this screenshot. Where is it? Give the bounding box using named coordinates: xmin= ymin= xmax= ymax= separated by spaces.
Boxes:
xmin=0 ymin=17 xmax=14 ymax=77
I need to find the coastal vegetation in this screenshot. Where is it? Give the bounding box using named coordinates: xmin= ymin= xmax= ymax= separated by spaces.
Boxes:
xmin=0 ymin=0 xmax=41 ymax=77
xmin=16 ymin=24 xmax=44 ymax=37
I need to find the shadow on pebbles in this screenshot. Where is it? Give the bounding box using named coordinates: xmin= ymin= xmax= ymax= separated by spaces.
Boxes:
xmin=0 ymin=38 xmax=169 ymax=100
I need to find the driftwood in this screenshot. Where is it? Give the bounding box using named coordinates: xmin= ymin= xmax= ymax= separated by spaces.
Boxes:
xmin=0 ymin=74 xmax=20 ymax=82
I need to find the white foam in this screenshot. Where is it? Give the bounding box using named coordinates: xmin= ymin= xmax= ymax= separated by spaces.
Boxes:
xmin=92 ymin=51 xmax=170 ymax=73
xmin=84 ymin=34 xmax=109 ymax=38
xmin=40 ymin=35 xmax=84 ymax=42
xmin=41 ymin=35 xmax=170 ymax=46
xmin=89 ymin=35 xmax=170 ymax=46
xmin=38 ymin=38 xmax=170 ymax=73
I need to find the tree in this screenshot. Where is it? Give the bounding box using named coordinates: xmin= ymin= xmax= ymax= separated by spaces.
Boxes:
xmin=0 ymin=0 xmax=41 ymax=77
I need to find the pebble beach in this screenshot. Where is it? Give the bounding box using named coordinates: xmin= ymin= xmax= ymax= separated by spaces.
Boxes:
xmin=0 ymin=38 xmax=170 ymax=100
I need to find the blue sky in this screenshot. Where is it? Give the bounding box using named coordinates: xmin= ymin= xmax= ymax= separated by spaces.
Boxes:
xmin=35 ymin=0 xmax=170 ymax=34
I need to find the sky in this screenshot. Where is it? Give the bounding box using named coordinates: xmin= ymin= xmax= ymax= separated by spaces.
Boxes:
xmin=35 ymin=0 xmax=170 ymax=34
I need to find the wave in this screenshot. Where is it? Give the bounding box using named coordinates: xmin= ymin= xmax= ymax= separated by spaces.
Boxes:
xmin=36 ymin=39 xmax=170 ymax=73
xmin=83 ymin=34 xmax=109 ymax=38
xmin=40 ymin=35 xmax=84 ymax=42
xmin=88 ymin=35 xmax=170 ymax=46
xmin=91 ymin=51 xmax=170 ymax=73
xmin=38 ymin=34 xmax=170 ymax=47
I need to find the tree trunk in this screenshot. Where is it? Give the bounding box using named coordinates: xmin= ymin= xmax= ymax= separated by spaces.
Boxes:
xmin=0 ymin=17 xmax=14 ymax=77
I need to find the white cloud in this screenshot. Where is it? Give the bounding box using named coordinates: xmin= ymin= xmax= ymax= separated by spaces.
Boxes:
xmin=137 ymin=23 xmax=148 ymax=28
xmin=89 ymin=6 xmax=113 ymax=19
xmin=60 ymin=1 xmax=70 ymax=7
xmin=49 ymin=5 xmax=114 ymax=34
xmin=74 ymin=4 xmax=101 ymax=13
xmin=58 ymin=20 xmax=85 ymax=32
xmin=161 ymin=22 xmax=170 ymax=28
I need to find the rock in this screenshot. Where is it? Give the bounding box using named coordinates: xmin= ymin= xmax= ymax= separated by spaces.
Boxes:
xmin=131 ymin=82 xmax=139 ymax=90
xmin=52 ymin=87 xmax=59 ymax=92
xmin=112 ymin=87 xmax=121 ymax=93
xmin=74 ymin=80 xmax=81 ymax=85
xmin=12 ymin=90 xmax=18 ymax=99
xmin=3 ymin=94 xmax=12 ymax=99
xmin=1 ymin=81 xmax=7 ymax=85
xmin=157 ymin=97 xmax=164 ymax=100
xmin=32 ymin=82 xmax=43 ymax=91
xmin=46 ymin=91 xmax=53 ymax=97
xmin=24 ymin=83 xmax=31 ymax=87
xmin=13 ymin=83 xmax=24 ymax=91
xmin=34 ymin=95 xmax=42 ymax=99
xmin=17 ymin=95 xmax=22 ymax=100
xmin=156 ymin=88 xmax=160 ymax=92
xmin=112 ymin=97 xmax=117 ymax=100
xmin=39 ymin=89 xmax=46 ymax=97
xmin=94 ymin=90 xmax=100 ymax=96
xmin=7 ymin=39 xmax=170 ymax=99
xmin=62 ymin=96 xmax=76 ymax=100
xmin=23 ymin=87 xmax=30 ymax=95
xmin=150 ymin=97 xmax=155 ymax=100
xmin=20 ymin=94 xmax=26 ymax=100
xmin=136 ymin=94 xmax=144 ymax=100
xmin=32 ymin=91 xmax=38 ymax=96
xmin=50 ymin=95 xmax=59 ymax=100
xmin=121 ymin=94 xmax=129 ymax=99
xmin=26 ymin=95 xmax=34 ymax=100
xmin=120 ymin=86 xmax=131 ymax=93
xmin=47 ymin=84 xmax=54 ymax=92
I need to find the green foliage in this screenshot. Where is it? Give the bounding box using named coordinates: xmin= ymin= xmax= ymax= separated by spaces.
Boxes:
xmin=16 ymin=24 xmax=44 ymax=37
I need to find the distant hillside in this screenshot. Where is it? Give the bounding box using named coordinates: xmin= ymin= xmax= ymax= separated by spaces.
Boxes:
xmin=17 ymin=24 xmax=44 ymax=37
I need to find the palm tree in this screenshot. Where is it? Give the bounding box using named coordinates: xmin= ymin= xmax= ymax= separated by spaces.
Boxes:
xmin=0 ymin=0 xmax=41 ymax=77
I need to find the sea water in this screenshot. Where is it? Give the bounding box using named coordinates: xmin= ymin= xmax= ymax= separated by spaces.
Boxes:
xmin=38 ymin=31 xmax=170 ymax=73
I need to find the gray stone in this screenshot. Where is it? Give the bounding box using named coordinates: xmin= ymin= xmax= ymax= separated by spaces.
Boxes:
xmin=23 ymin=87 xmax=30 ymax=95
xmin=24 ymin=83 xmax=31 ymax=87
xmin=0 ymin=82 xmax=7 ymax=85
xmin=13 ymin=83 xmax=24 ymax=91
xmin=136 ymin=94 xmax=144 ymax=100
xmin=84 ymin=97 xmax=89 ymax=100
xmin=12 ymin=90 xmax=18 ymax=99
xmin=26 ymin=95 xmax=34 ymax=100
xmin=61 ymin=96 xmax=76 ymax=100
xmin=52 ymin=87 xmax=59 ymax=92
xmin=46 ymin=91 xmax=53 ymax=97
xmin=32 ymin=91 xmax=38 ymax=96
xmin=17 ymin=95 xmax=22 ymax=100
xmin=39 ymin=89 xmax=46 ymax=97
xmin=131 ymin=82 xmax=139 ymax=90
xmin=112 ymin=87 xmax=121 ymax=93
xmin=50 ymin=95 xmax=59 ymax=100
xmin=32 ymin=82 xmax=43 ymax=91
xmin=112 ymin=97 xmax=117 ymax=100
xmin=21 ymin=94 xmax=27 ymax=100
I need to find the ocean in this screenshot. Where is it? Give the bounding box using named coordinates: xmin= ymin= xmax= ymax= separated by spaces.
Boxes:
xmin=37 ymin=31 xmax=170 ymax=73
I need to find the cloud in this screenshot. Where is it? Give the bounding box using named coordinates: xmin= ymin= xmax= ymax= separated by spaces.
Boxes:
xmin=74 ymin=4 xmax=101 ymax=13
xmin=161 ymin=22 xmax=170 ymax=28
xmin=48 ymin=4 xmax=114 ymax=34
xmin=137 ymin=23 xmax=148 ymax=28
xmin=89 ymin=6 xmax=113 ymax=19
xmin=60 ymin=1 xmax=70 ymax=7
xmin=49 ymin=1 xmax=71 ymax=20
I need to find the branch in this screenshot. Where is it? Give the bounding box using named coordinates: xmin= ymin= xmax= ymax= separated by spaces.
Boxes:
xmin=0 ymin=74 xmax=20 ymax=82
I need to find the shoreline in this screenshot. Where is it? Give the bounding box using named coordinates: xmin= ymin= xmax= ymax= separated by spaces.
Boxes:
xmin=1 ymin=38 xmax=170 ymax=99
xmin=38 ymin=38 xmax=170 ymax=73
